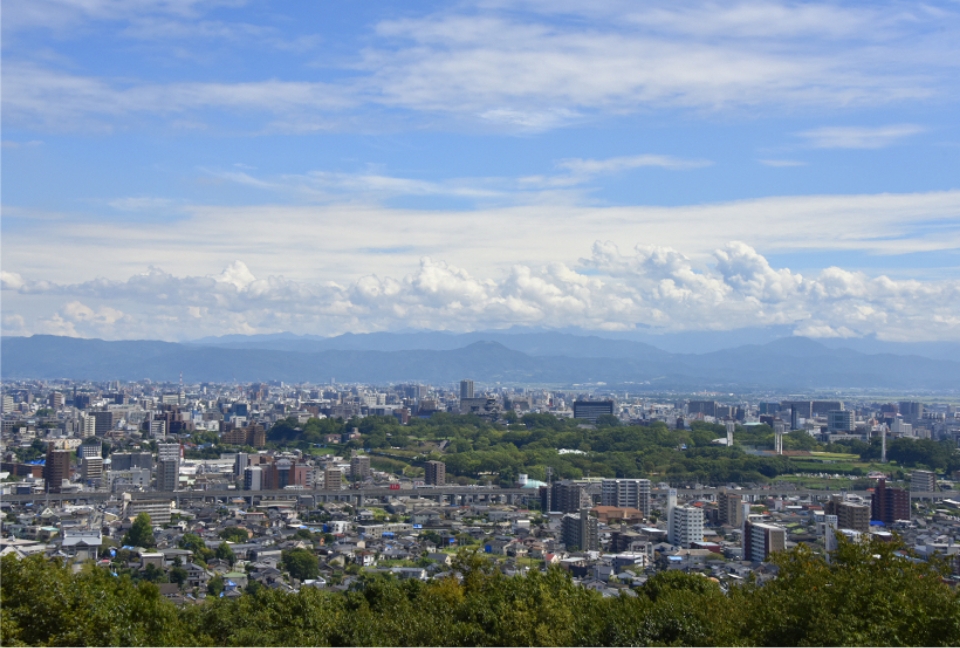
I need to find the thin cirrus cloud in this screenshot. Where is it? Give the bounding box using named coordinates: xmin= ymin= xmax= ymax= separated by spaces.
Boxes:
xmin=3 ymin=2 xmax=957 ymax=132
xmin=797 ymin=124 xmax=926 ymax=149
xmin=759 ymin=159 xmax=807 ymax=167
xmin=203 ymin=154 xmax=711 ymax=201
xmin=3 ymin=242 xmax=959 ymax=342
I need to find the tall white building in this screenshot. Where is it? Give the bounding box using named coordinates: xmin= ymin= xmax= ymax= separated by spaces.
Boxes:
xmin=601 ymin=479 xmax=652 ymax=516
xmin=80 ymin=413 xmax=97 ymax=438
xmin=244 ymin=466 xmax=263 ymax=491
xmin=668 ymin=505 xmax=704 ymax=548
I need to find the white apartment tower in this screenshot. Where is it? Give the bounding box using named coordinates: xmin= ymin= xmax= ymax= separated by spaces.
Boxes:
xmin=668 ymin=505 xmax=704 ymax=548
xmin=601 ymin=479 xmax=652 ymax=516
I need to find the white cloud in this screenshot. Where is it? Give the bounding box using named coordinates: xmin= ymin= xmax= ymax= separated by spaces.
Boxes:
xmin=2 ymin=62 xmax=354 ymax=131
xmin=4 ymin=190 xmax=960 ymax=292
xmin=3 ymin=243 xmax=958 ymax=342
xmin=759 ymin=159 xmax=806 ymax=167
xmin=556 ymin=154 xmax=711 ymax=175
xmin=4 ymin=2 xmax=957 ymax=132
xmin=797 ymin=124 xmax=925 ymax=149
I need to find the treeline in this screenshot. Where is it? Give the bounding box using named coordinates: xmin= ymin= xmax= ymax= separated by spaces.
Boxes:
xmin=262 ymin=414 xmax=856 ymax=485
xmin=3 ymin=539 xmax=959 ymax=646
xmin=203 ymin=413 xmax=959 ymax=485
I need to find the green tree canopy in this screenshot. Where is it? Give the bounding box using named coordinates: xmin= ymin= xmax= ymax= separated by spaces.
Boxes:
xmin=281 ymin=548 xmax=319 ymax=581
xmin=123 ymin=513 xmax=156 ymax=548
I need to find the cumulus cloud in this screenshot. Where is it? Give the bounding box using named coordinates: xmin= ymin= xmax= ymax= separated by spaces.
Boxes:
xmin=3 ymin=244 xmax=959 ymax=342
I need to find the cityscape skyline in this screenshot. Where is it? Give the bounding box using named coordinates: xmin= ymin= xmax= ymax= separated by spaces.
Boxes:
xmin=3 ymin=1 xmax=959 ymax=343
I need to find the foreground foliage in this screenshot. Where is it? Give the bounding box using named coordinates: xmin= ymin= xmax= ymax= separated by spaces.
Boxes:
xmin=2 ymin=538 xmax=958 ymax=647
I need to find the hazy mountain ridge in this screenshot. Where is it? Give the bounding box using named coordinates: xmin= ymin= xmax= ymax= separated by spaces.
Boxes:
xmin=190 ymin=328 xmax=960 ymax=362
xmin=3 ymin=334 xmax=958 ymax=390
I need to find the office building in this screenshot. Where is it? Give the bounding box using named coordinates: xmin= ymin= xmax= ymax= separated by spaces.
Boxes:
xmin=561 ymin=508 xmax=599 ymax=551
xmin=911 ymin=470 xmax=937 ymax=493
xmin=550 ymin=480 xmax=585 ymax=513
xmin=899 ymin=402 xmax=924 ymax=423
xmin=351 ymin=455 xmax=372 ymax=480
xmin=459 ymin=380 xmax=474 ymax=400
xmin=424 ymin=460 xmax=446 ymax=486
xmin=601 ymin=479 xmax=651 ymax=516
xmin=827 ymin=410 xmax=855 ymax=433
xmin=717 ymin=489 xmax=744 ymax=527
xmin=871 ymin=479 xmax=910 ymax=524
xmin=44 ymin=445 xmax=72 ymax=493
xmin=781 ymin=401 xmax=813 ymax=419
xmin=812 ymin=401 xmax=844 ymax=417
xmin=687 ymin=400 xmax=717 ymax=417
xmin=110 ymin=452 xmax=153 ymax=471
xmin=244 ymin=466 xmax=263 ymax=491
xmin=668 ymin=505 xmax=704 ymax=548
xmin=573 ymin=400 xmax=615 ymax=422
xmin=324 ymin=467 xmax=343 ymax=491
xmin=743 ymin=520 xmax=786 ymax=562
xmin=90 ymin=410 xmax=114 ymax=436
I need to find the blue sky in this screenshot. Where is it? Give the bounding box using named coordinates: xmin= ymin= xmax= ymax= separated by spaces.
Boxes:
xmin=2 ymin=1 xmax=959 ymax=342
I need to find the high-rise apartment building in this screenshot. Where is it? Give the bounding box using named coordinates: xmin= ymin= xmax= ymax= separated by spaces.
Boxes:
xmin=77 ymin=440 xmax=102 ymax=460
xmin=911 ymin=470 xmax=937 ymax=493
xmin=156 ymin=459 xmax=179 ymax=491
xmin=44 ymin=445 xmax=72 ymax=493
xmin=424 ymin=460 xmax=446 ymax=486
xmin=81 ymin=456 xmax=103 ymax=486
xmin=262 ymin=459 xmax=311 ymax=490
xmin=717 ymin=489 xmax=744 ymax=527
xmin=825 ymin=497 xmax=870 ymax=533
xmin=459 ymin=380 xmax=474 ymax=400
xmin=351 ymin=455 xmax=372 ymax=481
xmin=80 ymin=413 xmax=97 ymax=438
xmin=561 ymin=508 xmax=599 ymax=551
xmin=668 ymin=505 xmax=704 ymax=548
xmin=550 ymin=480 xmax=585 ymax=513
xmin=323 ymin=467 xmax=343 ymax=491
xmin=871 ymin=478 xmax=910 ymax=524
xmin=601 ymin=479 xmax=651 ymax=516
xmin=743 ymin=520 xmax=786 ymax=562
xmin=156 ymin=443 xmax=181 ymax=492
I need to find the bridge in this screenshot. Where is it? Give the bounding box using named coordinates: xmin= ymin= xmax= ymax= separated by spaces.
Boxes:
xmin=2 ymin=485 xmax=950 ymax=507
xmin=0 ymin=486 xmax=536 ymax=507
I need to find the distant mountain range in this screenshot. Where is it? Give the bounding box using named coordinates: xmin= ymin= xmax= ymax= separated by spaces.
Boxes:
xmin=3 ymin=332 xmax=959 ymax=391
xmin=191 ymin=328 xmax=960 ymax=363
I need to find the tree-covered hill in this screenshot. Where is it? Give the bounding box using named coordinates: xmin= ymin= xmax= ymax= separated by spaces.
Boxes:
xmin=3 ymin=538 xmax=959 ymax=646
